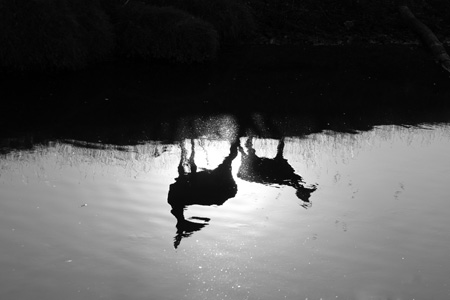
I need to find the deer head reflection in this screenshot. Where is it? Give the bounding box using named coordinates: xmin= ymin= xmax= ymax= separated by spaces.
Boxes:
xmin=238 ymin=137 xmax=317 ymax=208
xmin=168 ymin=139 xmax=239 ymax=248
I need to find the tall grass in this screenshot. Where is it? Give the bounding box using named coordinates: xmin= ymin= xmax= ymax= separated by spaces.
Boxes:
xmin=149 ymin=0 xmax=256 ymax=43
xmin=0 ymin=0 xmax=114 ymax=71
xmin=115 ymin=3 xmax=219 ymax=63
xmin=67 ymin=0 xmax=115 ymax=64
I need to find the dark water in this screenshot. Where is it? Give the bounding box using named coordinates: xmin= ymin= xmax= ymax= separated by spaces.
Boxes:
xmin=1 ymin=122 xmax=450 ymax=300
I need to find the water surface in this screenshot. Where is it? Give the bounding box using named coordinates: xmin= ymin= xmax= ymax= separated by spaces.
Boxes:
xmin=1 ymin=124 xmax=450 ymax=300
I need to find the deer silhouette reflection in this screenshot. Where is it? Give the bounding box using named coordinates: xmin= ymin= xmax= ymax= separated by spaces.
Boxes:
xmin=238 ymin=137 xmax=316 ymax=207
xmin=168 ymin=139 xmax=239 ymax=248
xmin=167 ymin=137 xmax=316 ymax=248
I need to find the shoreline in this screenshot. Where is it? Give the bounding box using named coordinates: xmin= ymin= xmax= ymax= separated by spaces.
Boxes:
xmin=1 ymin=43 xmax=450 ymax=144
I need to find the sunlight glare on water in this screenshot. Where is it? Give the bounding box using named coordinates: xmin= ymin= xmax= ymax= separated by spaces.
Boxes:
xmin=1 ymin=124 xmax=450 ymax=300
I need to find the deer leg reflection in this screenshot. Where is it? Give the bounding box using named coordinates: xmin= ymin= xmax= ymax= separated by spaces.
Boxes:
xmin=238 ymin=137 xmax=317 ymax=207
xmin=168 ymin=139 xmax=239 ymax=248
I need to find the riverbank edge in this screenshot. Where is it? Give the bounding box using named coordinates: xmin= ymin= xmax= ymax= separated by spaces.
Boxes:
xmin=1 ymin=43 xmax=450 ymax=144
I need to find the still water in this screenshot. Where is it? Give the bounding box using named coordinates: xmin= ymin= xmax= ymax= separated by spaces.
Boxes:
xmin=1 ymin=123 xmax=450 ymax=300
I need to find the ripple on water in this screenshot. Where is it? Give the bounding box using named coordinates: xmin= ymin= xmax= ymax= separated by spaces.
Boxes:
xmin=1 ymin=124 xmax=450 ymax=299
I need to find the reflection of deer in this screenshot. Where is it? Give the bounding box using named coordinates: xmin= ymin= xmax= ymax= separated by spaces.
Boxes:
xmin=238 ymin=137 xmax=316 ymax=208
xmin=168 ymin=139 xmax=239 ymax=248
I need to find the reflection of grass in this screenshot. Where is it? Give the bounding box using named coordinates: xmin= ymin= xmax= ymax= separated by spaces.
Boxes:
xmin=1 ymin=141 xmax=181 ymax=176
xmin=3 ymin=125 xmax=448 ymax=179
xmin=283 ymin=124 xmax=449 ymax=171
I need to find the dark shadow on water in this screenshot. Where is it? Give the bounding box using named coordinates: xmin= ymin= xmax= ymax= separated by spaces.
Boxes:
xmin=167 ymin=136 xmax=317 ymax=248
xmin=238 ymin=137 xmax=317 ymax=209
xmin=167 ymin=139 xmax=239 ymax=248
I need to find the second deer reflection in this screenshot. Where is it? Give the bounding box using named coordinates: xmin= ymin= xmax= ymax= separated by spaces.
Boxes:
xmin=238 ymin=137 xmax=316 ymax=206
xmin=168 ymin=139 xmax=239 ymax=248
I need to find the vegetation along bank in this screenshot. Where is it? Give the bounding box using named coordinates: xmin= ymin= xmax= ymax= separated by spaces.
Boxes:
xmin=1 ymin=0 xmax=449 ymax=73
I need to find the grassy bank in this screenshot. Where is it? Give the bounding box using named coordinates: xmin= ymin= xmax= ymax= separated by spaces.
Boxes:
xmin=0 ymin=0 xmax=252 ymax=72
xmin=246 ymin=0 xmax=450 ymax=45
xmin=0 ymin=0 xmax=115 ymax=71
xmin=113 ymin=3 xmax=219 ymax=63
xmin=0 ymin=0 xmax=449 ymax=72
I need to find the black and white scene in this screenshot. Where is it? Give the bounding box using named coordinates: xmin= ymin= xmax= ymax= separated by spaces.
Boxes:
xmin=1 ymin=0 xmax=450 ymax=299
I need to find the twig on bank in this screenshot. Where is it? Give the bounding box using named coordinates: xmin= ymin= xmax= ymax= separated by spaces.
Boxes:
xmin=397 ymin=1 xmax=450 ymax=73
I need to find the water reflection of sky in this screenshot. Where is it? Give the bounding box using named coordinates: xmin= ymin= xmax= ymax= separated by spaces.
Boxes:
xmin=1 ymin=124 xmax=450 ymax=300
